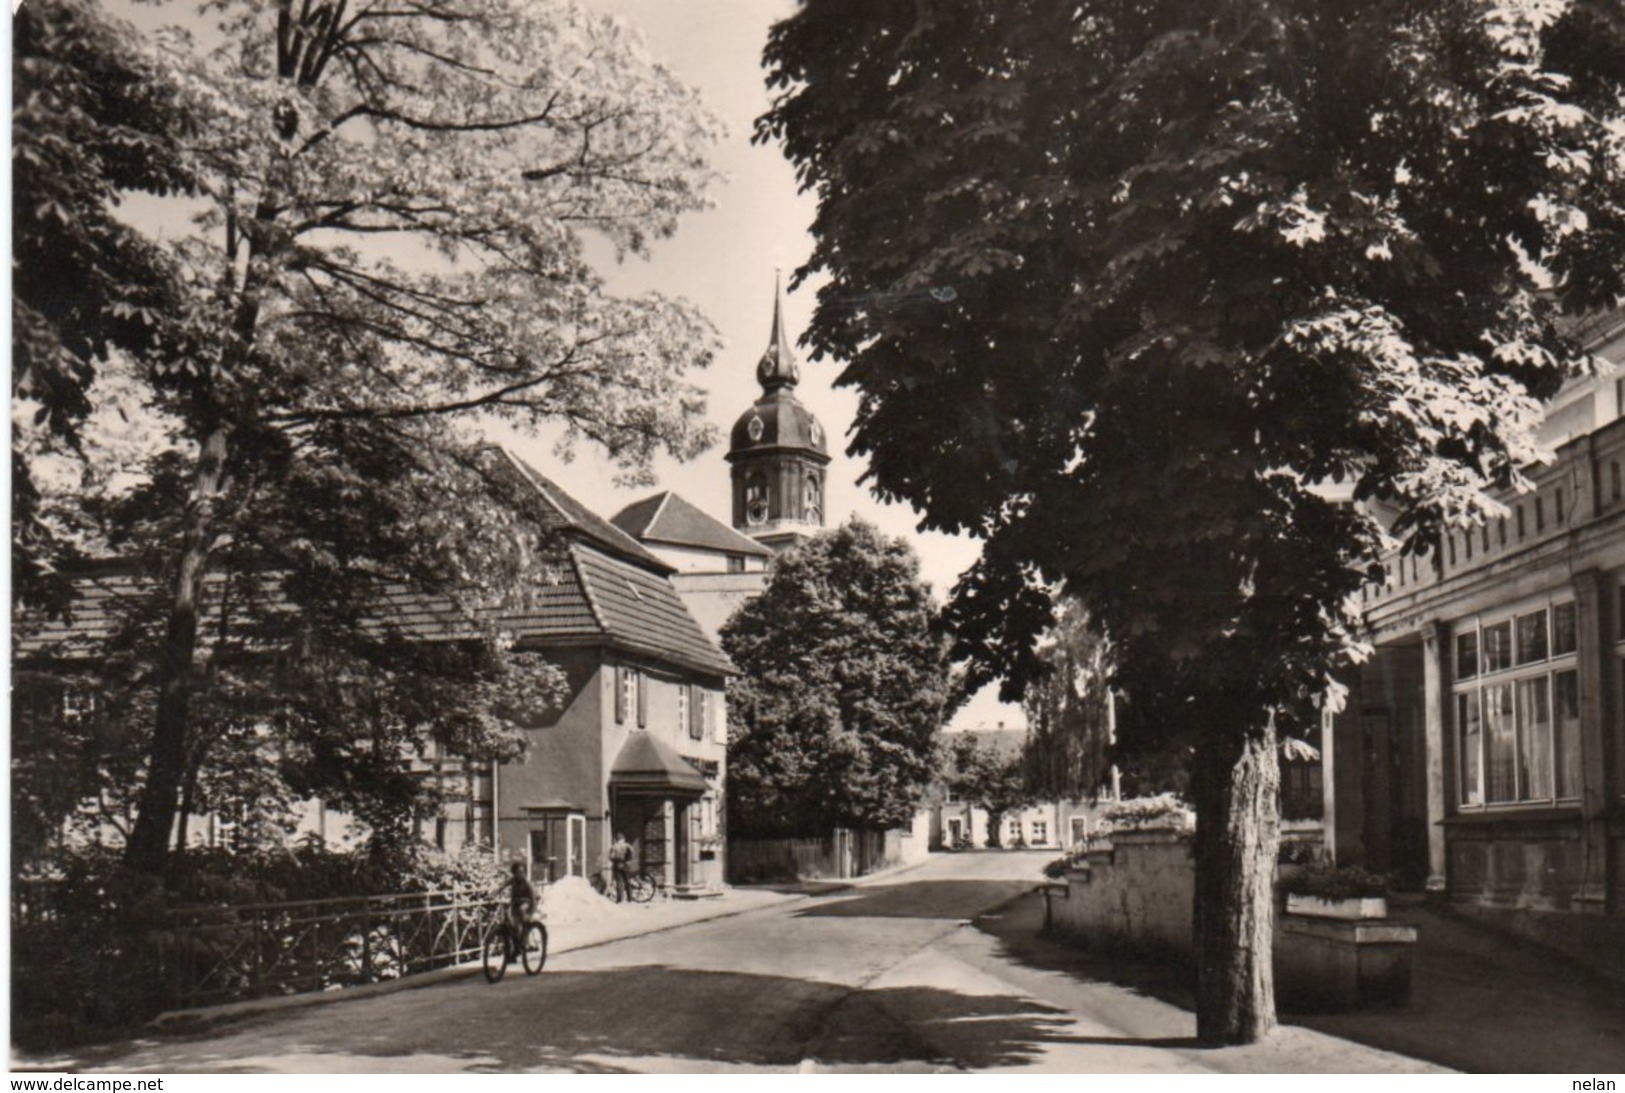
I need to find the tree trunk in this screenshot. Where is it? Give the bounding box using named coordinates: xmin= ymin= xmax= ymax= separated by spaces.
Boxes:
xmin=1189 ymin=711 xmax=1281 ymax=1045
xmin=123 ymin=425 xmax=231 ymax=876
xmin=986 ymin=809 xmax=1003 ymax=849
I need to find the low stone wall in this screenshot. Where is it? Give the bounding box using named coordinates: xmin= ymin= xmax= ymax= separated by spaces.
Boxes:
xmin=1043 ymin=828 xmax=1416 ymax=1011
xmin=1046 ymin=830 xmax=1194 ymax=955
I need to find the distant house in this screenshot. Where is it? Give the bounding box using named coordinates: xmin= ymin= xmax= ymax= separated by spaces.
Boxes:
xmin=930 ymin=725 xmax=1112 ymax=851
xmin=12 ymin=449 xmax=735 ymax=893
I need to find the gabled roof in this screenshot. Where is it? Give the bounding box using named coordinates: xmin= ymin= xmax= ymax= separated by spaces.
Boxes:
xmin=611 ymin=492 xmax=772 ymax=558
xmin=490 ymin=449 xmax=674 ymax=575
xmin=17 ymin=452 xmax=735 ymax=679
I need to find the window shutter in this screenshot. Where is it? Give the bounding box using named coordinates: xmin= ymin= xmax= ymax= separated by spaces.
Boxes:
xmin=636 ymin=670 xmax=647 ymax=728
xmin=688 ymin=685 xmax=702 ymax=740
xmin=615 ymin=666 xmax=627 ymax=724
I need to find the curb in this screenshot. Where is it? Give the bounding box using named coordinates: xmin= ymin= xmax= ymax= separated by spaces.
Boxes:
xmin=147 ymin=860 xmax=935 ymax=1038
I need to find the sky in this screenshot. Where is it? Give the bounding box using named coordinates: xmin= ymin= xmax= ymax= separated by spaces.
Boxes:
xmin=497 ymin=0 xmax=1025 ymax=732
xmin=83 ymin=0 xmax=1025 ymax=731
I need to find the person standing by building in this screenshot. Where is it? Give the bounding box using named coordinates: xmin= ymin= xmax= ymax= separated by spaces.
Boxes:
xmin=608 ymin=832 xmax=634 ymax=903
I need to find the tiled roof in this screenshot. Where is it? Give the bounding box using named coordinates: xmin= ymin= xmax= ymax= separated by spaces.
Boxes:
xmin=17 ymin=453 xmax=735 ymax=678
xmin=569 ymin=544 xmax=734 ymax=677
xmin=611 ymin=492 xmax=772 ymax=558
xmin=492 ymin=450 xmax=674 ymax=575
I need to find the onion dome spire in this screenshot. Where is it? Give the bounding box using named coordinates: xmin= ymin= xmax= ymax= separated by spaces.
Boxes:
xmin=756 ymin=273 xmax=800 ymax=391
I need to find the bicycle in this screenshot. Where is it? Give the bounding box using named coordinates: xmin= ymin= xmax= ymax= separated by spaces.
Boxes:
xmin=589 ymin=866 xmax=657 ymax=903
xmin=481 ymin=908 xmax=548 ymax=983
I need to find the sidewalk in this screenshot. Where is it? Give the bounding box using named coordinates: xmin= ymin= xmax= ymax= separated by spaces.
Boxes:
xmin=151 ymin=858 xmax=931 ymax=1037
xmin=984 ymin=888 xmax=1625 ymax=1074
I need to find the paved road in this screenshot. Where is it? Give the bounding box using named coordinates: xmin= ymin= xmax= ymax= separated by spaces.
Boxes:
xmin=63 ymin=852 xmax=1439 ymax=1074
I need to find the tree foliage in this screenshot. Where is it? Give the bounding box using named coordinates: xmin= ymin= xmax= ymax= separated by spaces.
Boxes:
xmin=760 ymin=0 xmax=1625 ymax=1043
xmin=11 ymin=0 xmax=196 ymax=614
xmin=721 ymin=519 xmax=953 ymax=838
xmin=12 ymin=0 xmax=726 ymax=875
xmin=1020 ymin=599 xmax=1115 ymax=803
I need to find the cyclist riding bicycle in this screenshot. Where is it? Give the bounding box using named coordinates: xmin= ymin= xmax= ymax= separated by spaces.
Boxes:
xmin=502 ymin=861 xmax=536 ymax=935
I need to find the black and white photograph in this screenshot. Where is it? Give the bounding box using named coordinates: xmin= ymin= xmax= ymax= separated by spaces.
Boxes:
xmin=8 ymin=0 xmax=1625 ymax=1080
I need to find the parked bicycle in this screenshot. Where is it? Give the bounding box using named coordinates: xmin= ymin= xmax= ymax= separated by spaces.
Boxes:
xmin=588 ymin=865 xmax=658 ymax=904
xmin=481 ymin=907 xmax=547 ymax=983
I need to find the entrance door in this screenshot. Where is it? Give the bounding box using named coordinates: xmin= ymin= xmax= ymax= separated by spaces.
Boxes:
xmin=567 ymin=814 xmax=585 ymax=878
xmin=674 ymin=802 xmax=692 ymax=887
xmin=529 ymin=813 xmax=584 ymax=883
xmin=948 ymin=818 xmax=963 ymax=845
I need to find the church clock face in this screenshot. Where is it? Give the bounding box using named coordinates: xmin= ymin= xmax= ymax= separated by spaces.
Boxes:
xmin=809 ymin=419 xmax=823 ymax=447
xmin=747 ymin=415 xmax=764 ymax=442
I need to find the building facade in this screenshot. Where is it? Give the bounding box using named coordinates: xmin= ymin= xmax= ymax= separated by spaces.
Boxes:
xmin=1324 ymin=311 xmax=1625 ymax=976
xmin=13 ymin=449 xmax=735 ymax=893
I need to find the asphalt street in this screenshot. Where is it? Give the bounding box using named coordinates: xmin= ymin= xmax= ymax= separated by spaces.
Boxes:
xmin=55 ymin=850 xmax=1442 ymax=1074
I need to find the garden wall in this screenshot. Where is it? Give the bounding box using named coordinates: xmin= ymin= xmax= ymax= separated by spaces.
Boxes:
xmin=1044 ymin=828 xmax=1418 ymax=1011
xmin=1045 ymin=830 xmax=1194 ymax=953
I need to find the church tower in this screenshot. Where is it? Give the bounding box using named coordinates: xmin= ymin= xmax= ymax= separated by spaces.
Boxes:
xmin=726 ymin=282 xmax=831 ymax=551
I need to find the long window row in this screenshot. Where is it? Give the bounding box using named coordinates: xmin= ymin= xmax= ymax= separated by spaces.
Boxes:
xmin=1454 ymin=601 xmax=1583 ymax=808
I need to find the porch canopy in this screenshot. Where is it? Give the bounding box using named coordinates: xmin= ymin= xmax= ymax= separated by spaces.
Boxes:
xmin=608 ymin=733 xmax=708 ymax=797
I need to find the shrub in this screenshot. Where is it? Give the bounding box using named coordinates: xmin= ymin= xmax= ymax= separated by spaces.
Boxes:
xmin=11 ymin=841 xmax=509 ymax=1051
xmin=1100 ymin=794 xmax=1194 ymax=833
xmin=1042 ymin=845 xmax=1092 ymax=879
xmin=1281 ymin=864 xmax=1389 ymax=901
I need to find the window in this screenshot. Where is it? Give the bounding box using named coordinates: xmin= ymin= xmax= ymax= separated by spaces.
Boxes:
xmin=1282 ymin=758 xmax=1324 ymax=819
xmin=1456 ymin=631 xmax=1479 ymax=680
xmin=1552 ymin=601 xmax=1577 ymax=656
xmin=726 ymin=554 xmax=745 ymax=574
xmin=1516 ymin=609 xmax=1548 ymax=665
xmin=677 ymin=686 xmax=690 ymax=738
xmin=1031 ymin=821 xmax=1048 ymax=845
xmin=1006 ymin=818 xmax=1022 ymax=843
xmin=1453 ymin=601 xmax=1581 ymax=809
xmin=687 ymin=685 xmax=706 ymax=741
xmin=1484 ymin=620 xmax=1513 ymax=673
xmin=616 ymin=667 xmax=643 ymax=729
xmin=745 ymin=474 xmax=768 ymax=527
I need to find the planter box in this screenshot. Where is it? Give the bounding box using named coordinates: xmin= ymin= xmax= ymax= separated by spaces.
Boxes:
xmin=1286 ymin=894 xmax=1388 ymax=920
xmin=1276 ymin=915 xmax=1417 ymax=1011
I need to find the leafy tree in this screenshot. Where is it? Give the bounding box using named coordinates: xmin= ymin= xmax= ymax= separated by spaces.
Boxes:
xmin=11 ymin=0 xmax=726 ymax=877
xmin=761 ymin=0 xmax=1625 ymax=1043
xmin=11 ymin=0 xmax=195 ymax=615
xmin=1020 ymin=600 xmax=1115 ymax=804
xmin=721 ymin=519 xmax=953 ymax=837
xmin=944 ymin=733 xmax=1031 ymax=849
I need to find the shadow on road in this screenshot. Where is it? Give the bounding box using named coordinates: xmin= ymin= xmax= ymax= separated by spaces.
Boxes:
xmin=105 ymin=965 xmax=1125 ymax=1072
